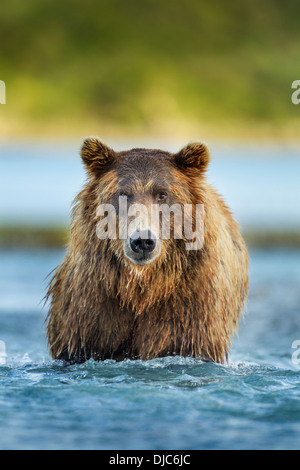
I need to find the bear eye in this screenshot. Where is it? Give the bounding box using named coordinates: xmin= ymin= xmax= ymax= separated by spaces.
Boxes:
xmin=158 ymin=192 xmax=168 ymax=201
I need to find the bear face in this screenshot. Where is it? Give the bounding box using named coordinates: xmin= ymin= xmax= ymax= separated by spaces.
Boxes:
xmin=81 ymin=138 xmax=209 ymax=268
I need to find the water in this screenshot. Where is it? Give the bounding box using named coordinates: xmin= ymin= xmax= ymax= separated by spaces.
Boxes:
xmin=0 ymin=142 xmax=300 ymax=229
xmin=0 ymin=248 xmax=299 ymax=450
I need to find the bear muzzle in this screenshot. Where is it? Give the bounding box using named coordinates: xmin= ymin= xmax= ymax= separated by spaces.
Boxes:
xmin=124 ymin=229 xmax=162 ymax=266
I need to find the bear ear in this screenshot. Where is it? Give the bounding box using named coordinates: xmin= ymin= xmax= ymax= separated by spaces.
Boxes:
xmin=81 ymin=137 xmax=115 ymax=176
xmin=174 ymin=143 xmax=210 ymax=173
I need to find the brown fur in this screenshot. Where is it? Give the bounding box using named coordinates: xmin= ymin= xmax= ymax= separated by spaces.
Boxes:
xmin=46 ymin=140 xmax=248 ymax=363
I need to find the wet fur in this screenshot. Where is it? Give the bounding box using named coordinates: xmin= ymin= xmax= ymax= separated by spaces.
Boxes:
xmin=46 ymin=141 xmax=248 ymax=363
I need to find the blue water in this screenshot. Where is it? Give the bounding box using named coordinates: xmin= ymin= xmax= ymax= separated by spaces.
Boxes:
xmin=0 ymin=141 xmax=300 ymax=229
xmin=0 ymin=248 xmax=299 ymax=450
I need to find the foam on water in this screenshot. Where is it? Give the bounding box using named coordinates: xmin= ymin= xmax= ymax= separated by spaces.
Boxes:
xmin=0 ymin=355 xmax=299 ymax=450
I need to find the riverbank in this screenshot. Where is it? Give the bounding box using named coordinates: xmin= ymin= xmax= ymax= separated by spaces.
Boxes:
xmin=0 ymin=226 xmax=299 ymax=249
xmin=1 ymin=117 xmax=300 ymax=145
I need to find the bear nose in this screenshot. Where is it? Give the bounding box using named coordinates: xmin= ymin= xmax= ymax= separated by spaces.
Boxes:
xmin=130 ymin=230 xmax=157 ymax=254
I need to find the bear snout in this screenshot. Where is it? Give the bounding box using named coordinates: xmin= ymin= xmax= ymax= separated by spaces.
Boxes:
xmin=124 ymin=228 xmax=162 ymax=266
xmin=130 ymin=230 xmax=157 ymax=254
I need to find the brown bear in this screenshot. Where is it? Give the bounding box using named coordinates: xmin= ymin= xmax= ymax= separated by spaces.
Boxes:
xmin=46 ymin=138 xmax=248 ymax=364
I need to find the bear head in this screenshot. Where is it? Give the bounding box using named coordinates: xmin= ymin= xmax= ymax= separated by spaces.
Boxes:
xmin=80 ymin=138 xmax=210 ymax=268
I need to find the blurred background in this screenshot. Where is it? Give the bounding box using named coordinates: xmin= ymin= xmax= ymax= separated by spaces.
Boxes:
xmin=1 ymin=0 xmax=300 ymax=140
xmin=0 ymin=0 xmax=300 ymax=241
xmin=0 ymin=0 xmax=300 ymax=450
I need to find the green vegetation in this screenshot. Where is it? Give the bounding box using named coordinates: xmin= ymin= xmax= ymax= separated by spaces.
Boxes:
xmin=0 ymin=226 xmax=300 ymax=249
xmin=0 ymin=0 xmax=300 ymax=138
xmin=0 ymin=226 xmax=69 ymax=249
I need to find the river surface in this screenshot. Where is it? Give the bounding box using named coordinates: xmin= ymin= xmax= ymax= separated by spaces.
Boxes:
xmin=0 ymin=248 xmax=299 ymax=450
